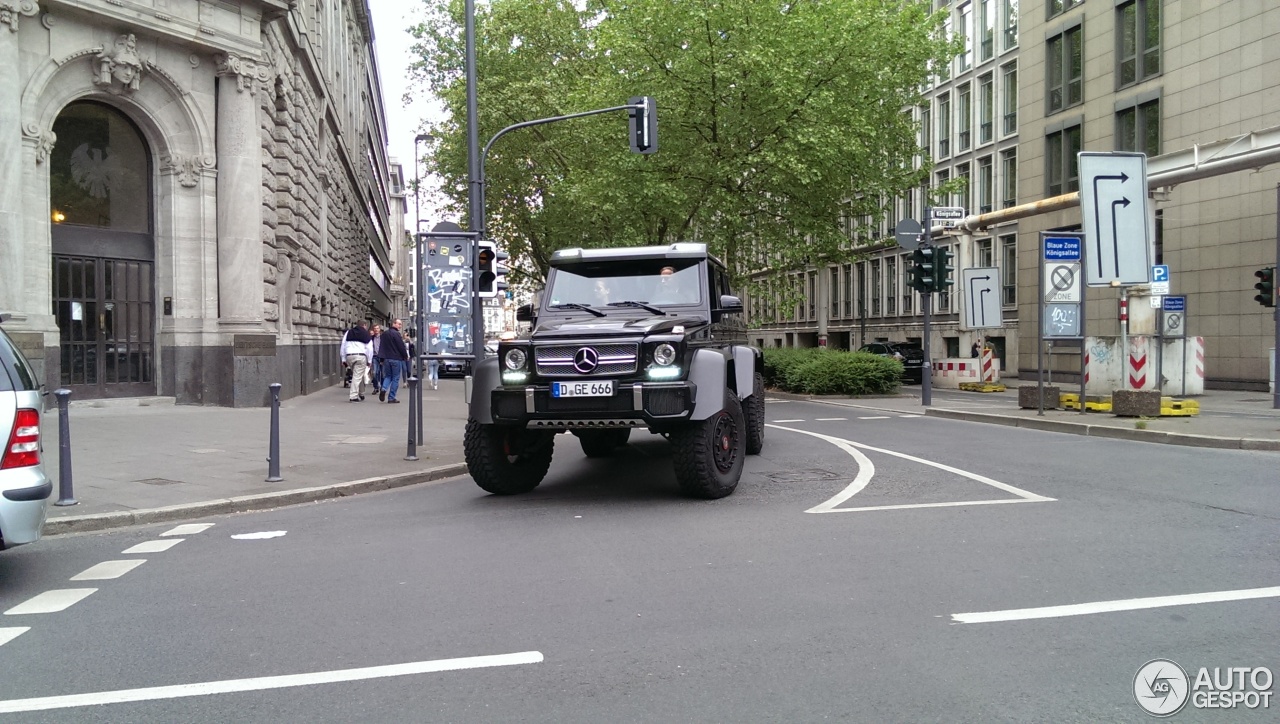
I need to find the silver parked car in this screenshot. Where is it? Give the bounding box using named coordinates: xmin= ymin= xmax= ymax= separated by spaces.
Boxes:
xmin=0 ymin=318 xmax=50 ymax=549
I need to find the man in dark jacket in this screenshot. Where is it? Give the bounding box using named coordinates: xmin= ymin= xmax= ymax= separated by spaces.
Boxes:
xmin=377 ymin=319 xmax=410 ymax=403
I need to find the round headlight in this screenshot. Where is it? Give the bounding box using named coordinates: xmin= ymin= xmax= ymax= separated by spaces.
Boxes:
xmin=504 ymin=348 xmax=527 ymax=370
xmin=653 ymin=343 xmax=677 ymax=366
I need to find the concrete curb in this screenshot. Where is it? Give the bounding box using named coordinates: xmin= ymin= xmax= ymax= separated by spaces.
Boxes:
xmin=923 ymin=409 xmax=1280 ymax=451
xmin=44 ymin=461 xmax=470 ymax=537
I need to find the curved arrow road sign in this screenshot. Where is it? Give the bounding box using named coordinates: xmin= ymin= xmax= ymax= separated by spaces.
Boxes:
xmin=1078 ymin=152 xmax=1151 ymax=287
xmin=962 ymin=267 xmax=1002 ymax=330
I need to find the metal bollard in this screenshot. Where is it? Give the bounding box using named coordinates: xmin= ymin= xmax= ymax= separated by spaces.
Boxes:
xmin=404 ymin=376 xmax=419 ymax=461
xmin=266 ymin=382 xmax=283 ymax=482
xmin=53 ymin=388 xmax=78 ymax=506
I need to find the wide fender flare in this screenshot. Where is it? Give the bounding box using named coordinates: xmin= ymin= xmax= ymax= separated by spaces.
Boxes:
xmin=732 ymin=345 xmax=760 ymax=399
xmin=468 ymin=356 xmax=502 ymax=423
xmin=688 ymin=348 xmax=730 ymax=421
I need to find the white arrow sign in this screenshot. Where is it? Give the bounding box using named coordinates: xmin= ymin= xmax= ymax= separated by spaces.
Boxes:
xmin=1078 ymin=152 xmax=1151 ymax=287
xmin=962 ymin=267 xmax=1003 ymax=330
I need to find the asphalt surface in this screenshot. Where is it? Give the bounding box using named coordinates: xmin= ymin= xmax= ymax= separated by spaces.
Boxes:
xmin=2 ymin=398 xmax=1277 ymax=722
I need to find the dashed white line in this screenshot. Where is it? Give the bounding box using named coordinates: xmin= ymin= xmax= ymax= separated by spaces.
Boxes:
xmin=951 ymin=586 xmax=1280 ymax=624
xmin=772 ymin=419 xmax=805 ymax=423
xmin=70 ymin=560 xmax=147 ymax=581
xmin=0 ymin=628 xmax=30 ymax=647
xmin=160 ymin=523 xmax=215 ymax=537
xmin=122 ymin=539 xmax=184 ymax=554
xmin=4 ymin=589 xmax=98 ymax=616
xmin=857 ymin=416 xmax=890 ymax=420
xmin=814 ymin=417 xmax=847 ymax=421
xmin=899 ymin=414 xmax=923 ymax=418
xmin=0 ymin=650 xmax=545 ymax=713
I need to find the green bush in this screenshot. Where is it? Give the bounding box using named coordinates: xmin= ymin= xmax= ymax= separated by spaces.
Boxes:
xmin=760 ymin=347 xmax=823 ymax=387
xmin=765 ymin=349 xmax=901 ymax=396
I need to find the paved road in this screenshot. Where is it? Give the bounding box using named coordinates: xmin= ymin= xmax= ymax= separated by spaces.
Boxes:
xmin=1 ymin=399 xmax=1276 ymax=722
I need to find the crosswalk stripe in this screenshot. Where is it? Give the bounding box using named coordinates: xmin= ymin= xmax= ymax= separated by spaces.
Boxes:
xmin=160 ymin=524 xmax=215 ymax=537
xmin=0 ymin=628 xmax=30 ymax=646
xmin=70 ymin=560 xmax=147 ymax=581
xmin=814 ymin=417 xmax=847 ymax=421
xmin=122 ymin=539 xmax=183 ymax=554
xmin=857 ymin=416 xmax=890 ymax=420
xmin=772 ymin=419 xmax=804 ymax=423
xmin=4 ymin=589 xmax=98 ymax=616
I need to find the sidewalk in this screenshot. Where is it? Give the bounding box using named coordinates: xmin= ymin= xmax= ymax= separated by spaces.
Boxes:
xmin=772 ymin=384 xmax=1280 ymax=451
xmin=41 ymin=378 xmax=471 ymax=535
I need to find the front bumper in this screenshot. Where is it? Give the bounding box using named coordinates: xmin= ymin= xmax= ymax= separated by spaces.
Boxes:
xmin=491 ymin=381 xmax=697 ymax=429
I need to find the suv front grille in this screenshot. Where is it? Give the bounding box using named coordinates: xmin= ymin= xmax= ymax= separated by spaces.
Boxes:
xmin=535 ymin=343 xmax=639 ymax=377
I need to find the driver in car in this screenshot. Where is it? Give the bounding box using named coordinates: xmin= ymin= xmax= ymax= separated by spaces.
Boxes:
xmin=652 ymin=265 xmax=689 ymax=304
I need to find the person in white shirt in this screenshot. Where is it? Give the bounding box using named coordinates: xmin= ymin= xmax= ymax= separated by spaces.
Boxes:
xmin=340 ymin=320 xmax=374 ymax=401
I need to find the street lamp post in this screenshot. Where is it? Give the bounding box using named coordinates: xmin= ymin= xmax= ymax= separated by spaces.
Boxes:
xmin=413 ymin=133 xmax=433 ymax=445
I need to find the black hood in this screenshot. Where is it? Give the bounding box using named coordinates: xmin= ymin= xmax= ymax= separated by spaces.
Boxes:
xmin=532 ymin=313 xmax=707 ymax=340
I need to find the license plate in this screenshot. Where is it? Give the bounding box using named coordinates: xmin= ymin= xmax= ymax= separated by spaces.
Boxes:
xmin=552 ymin=380 xmax=615 ymax=398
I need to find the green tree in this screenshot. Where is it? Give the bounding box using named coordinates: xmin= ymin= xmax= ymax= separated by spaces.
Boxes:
xmin=409 ymin=0 xmax=956 ymax=286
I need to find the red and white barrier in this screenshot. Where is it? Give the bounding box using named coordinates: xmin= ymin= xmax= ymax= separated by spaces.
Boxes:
xmin=931 ymin=358 xmax=1001 ymax=388
xmin=1128 ymin=336 xmax=1154 ymax=390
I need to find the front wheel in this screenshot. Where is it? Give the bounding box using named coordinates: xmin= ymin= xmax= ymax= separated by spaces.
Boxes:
xmin=670 ymin=392 xmax=746 ymax=499
xmin=464 ymin=419 xmax=555 ymax=495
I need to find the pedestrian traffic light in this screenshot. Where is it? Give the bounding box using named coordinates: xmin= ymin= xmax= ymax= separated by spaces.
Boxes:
xmin=910 ymin=247 xmax=936 ymax=293
xmin=476 ymin=240 xmax=498 ymax=298
xmin=628 ymin=96 xmax=658 ymax=154
xmin=1255 ymin=266 xmax=1276 ymax=308
xmin=932 ymin=246 xmax=955 ymax=292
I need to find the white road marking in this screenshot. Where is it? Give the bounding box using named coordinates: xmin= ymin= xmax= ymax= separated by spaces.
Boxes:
xmin=71 ymin=560 xmax=147 ymax=581
xmin=0 ymin=628 xmax=30 ymax=647
xmin=772 ymin=419 xmax=805 ymax=423
xmin=231 ymin=531 xmax=287 ymax=540
xmin=4 ymin=589 xmax=98 ymax=615
xmin=857 ymin=416 xmax=890 ymax=420
xmin=951 ymin=586 xmax=1280 ymax=624
xmin=814 ymin=417 xmax=847 ymax=421
xmin=765 ymin=424 xmax=1054 ymax=514
xmin=122 ymin=539 xmax=183 ymax=554
xmin=899 ymin=415 xmax=923 ymax=418
xmin=0 ymin=650 xmax=545 ymax=714
xmin=161 ymin=523 xmax=214 ymax=537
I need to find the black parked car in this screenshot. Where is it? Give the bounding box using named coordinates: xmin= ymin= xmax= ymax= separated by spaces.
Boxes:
xmin=858 ymin=342 xmax=924 ymax=384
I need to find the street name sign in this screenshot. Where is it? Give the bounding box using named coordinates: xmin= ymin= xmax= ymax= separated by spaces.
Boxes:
xmin=930 ymin=206 xmax=965 ymax=229
xmin=1162 ymin=295 xmax=1186 ymax=312
xmin=1043 ymin=235 xmax=1082 ymax=261
xmin=961 ymin=267 xmax=1003 ymax=330
xmin=1078 ymin=152 xmax=1151 ymax=286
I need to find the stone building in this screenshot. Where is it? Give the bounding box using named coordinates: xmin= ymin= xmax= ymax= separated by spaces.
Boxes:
xmin=0 ymin=0 xmax=398 ymax=406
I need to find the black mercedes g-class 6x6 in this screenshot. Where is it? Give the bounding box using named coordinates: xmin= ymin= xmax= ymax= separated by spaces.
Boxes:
xmin=464 ymin=243 xmax=765 ymax=499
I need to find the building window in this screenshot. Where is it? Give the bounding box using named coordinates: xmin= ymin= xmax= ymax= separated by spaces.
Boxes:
xmin=807 ymin=271 xmax=817 ymax=320
xmin=1001 ymin=61 xmax=1018 ymax=135
xmin=937 ymin=246 xmax=951 ymax=311
xmin=979 ymin=0 xmax=996 ymax=63
xmin=921 ymin=105 xmax=932 ymax=156
xmin=1001 ymin=0 xmax=1019 ymax=52
xmin=1048 ymin=0 xmax=1082 ymax=19
xmin=1118 ymin=0 xmax=1161 ymax=86
xmin=977 ymin=155 xmax=994 ymax=214
xmin=830 ymin=267 xmax=840 ymax=319
xmin=844 ymin=264 xmax=853 ymax=318
xmin=901 ymin=254 xmax=914 ymax=315
xmin=957 ymin=2 xmax=974 ymax=74
xmin=870 ymin=260 xmax=882 ymax=316
xmin=956 ymin=162 xmax=972 ymax=213
xmin=978 ymin=73 xmax=995 ymax=144
xmin=978 ymin=238 xmax=995 ymax=267
xmin=886 ymin=257 xmax=898 ymax=315
xmin=935 ymin=169 xmax=951 ymax=207
xmin=856 ymin=263 xmax=866 ymax=319
xmin=1046 ymin=122 xmax=1082 ymax=196
xmin=1000 ymin=234 xmax=1017 ymax=306
xmin=1000 ymin=147 xmax=1017 ymax=208
xmin=1046 ymin=24 xmax=1083 ymax=114
xmin=937 ymin=93 xmax=951 ymax=158
xmin=957 ymin=83 xmax=972 ymax=152
xmin=1116 ymin=98 xmax=1160 ymax=157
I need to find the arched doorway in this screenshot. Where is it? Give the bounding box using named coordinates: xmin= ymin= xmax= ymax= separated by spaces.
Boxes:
xmin=49 ymin=101 xmax=156 ymax=398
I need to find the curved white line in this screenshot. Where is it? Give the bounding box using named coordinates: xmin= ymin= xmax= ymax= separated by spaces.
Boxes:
xmin=765 ymin=424 xmax=875 ymax=513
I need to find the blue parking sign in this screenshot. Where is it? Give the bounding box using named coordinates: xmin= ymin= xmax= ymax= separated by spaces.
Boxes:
xmin=1152 ymin=265 xmax=1169 ymax=283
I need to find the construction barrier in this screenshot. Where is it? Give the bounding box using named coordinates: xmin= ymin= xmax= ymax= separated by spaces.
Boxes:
xmin=959 ymin=381 xmax=1007 ymax=393
xmin=932 ymin=358 xmax=1001 ymax=389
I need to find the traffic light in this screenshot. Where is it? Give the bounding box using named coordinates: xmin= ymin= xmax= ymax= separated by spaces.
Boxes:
xmin=933 ymin=246 xmax=955 ymax=292
xmin=1255 ymin=266 xmax=1276 ymax=308
xmin=476 ymin=241 xmax=510 ymax=298
xmin=628 ymin=96 xmax=658 ymax=154
xmin=910 ymin=247 xmax=937 ymax=293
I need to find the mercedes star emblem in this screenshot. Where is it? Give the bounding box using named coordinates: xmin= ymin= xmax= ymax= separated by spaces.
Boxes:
xmin=573 ymin=347 xmax=599 ymax=374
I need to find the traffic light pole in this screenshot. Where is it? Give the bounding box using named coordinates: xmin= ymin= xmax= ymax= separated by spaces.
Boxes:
xmin=922 ymin=207 xmax=933 ymax=407
xmin=1274 ymin=185 xmax=1279 ymax=409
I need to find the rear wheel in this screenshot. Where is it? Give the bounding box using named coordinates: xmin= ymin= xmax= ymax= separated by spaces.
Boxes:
xmin=576 ymin=428 xmax=631 ymax=457
xmin=464 ymin=419 xmax=555 ymax=495
xmin=744 ymin=371 xmax=765 ymax=455
xmin=670 ymin=392 xmax=746 ymax=499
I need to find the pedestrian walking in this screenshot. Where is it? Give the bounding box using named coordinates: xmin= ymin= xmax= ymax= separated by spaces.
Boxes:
xmin=340 ymin=320 xmax=373 ymax=402
xmin=370 ymin=324 xmax=383 ymax=390
xmin=377 ymin=318 xmax=410 ymax=403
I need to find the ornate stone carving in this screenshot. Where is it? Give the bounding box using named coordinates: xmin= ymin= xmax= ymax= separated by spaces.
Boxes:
xmin=215 ymin=53 xmax=269 ymax=94
xmin=94 ymin=33 xmax=145 ymax=94
xmin=160 ymin=154 xmax=215 ymax=188
xmin=0 ymin=1 xmax=37 ymax=32
xmin=21 ymin=123 xmax=56 ymax=164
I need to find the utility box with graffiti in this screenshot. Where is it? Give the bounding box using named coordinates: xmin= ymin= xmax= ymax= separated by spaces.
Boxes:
xmin=424 ymin=237 xmax=474 ymax=357
xmin=1082 ymin=336 xmax=1205 ymax=396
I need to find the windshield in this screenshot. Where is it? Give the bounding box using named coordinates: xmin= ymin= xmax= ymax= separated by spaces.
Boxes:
xmin=546 ymin=259 xmax=703 ymax=309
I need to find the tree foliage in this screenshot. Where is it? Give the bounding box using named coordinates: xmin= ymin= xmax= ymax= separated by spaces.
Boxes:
xmin=408 ymin=0 xmax=956 ymax=287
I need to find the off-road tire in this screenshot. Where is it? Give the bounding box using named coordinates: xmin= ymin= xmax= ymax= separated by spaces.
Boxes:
xmin=744 ymin=371 xmax=765 ymax=455
xmin=464 ymin=419 xmax=555 ymax=495
xmin=670 ymin=392 xmax=746 ymax=499
xmin=577 ymin=428 xmax=631 ymax=458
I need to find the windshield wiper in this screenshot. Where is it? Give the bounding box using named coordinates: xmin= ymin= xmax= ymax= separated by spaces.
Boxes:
xmin=607 ymin=300 xmax=666 ymax=315
xmin=548 ymin=302 xmax=606 ymax=317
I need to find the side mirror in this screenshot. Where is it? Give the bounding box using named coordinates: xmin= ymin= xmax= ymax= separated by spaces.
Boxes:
xmin=718 ymin=295 xmax=743 ymax=313
xmin=516 ymin=304 xmax=534 ymax=322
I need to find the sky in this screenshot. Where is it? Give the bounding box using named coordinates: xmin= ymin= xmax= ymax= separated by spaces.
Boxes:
xmin=369 ymin=1 xmax=447 ymax=231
